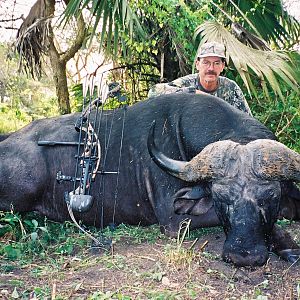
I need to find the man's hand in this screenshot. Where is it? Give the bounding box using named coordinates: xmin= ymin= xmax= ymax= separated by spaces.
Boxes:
xmin=195 ymin=90 xmax=208 ymax=95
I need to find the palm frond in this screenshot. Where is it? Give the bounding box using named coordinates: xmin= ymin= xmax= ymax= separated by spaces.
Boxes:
xmin=63 ymin=0 xmax=145 ymax=56
xmin=168 ymin=28 xmax=191 ymax=76
xmin=194 ymin=21 xmax=299 ymax=100
xmin=229 ymin=0 xmax=300 ymax=48
xmin=15 ymin=0 xmax=55 ymax=78
xmin=231 ymin=23 xmax=270 ymax=51
xmin=212 ymin=0 xmax=300 ymax=49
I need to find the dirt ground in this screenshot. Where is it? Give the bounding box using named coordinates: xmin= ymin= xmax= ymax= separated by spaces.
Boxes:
xmin=1 ymin=222 xmax=300 ymax=300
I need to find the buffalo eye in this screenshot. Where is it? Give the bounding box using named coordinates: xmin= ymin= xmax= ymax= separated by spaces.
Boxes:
xmin=212 ymin=185 xmax=233 ymax=205
xmin=222 ymin=197 xmax=233 ymax=206
xmin=257 ymin=189 xmax=277 ymax=207
xmin=215 ymin=193 xmax=233 ymax=205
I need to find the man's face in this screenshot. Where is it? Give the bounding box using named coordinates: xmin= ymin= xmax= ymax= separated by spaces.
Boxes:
xmin=196 ymin=56 xmax=225 ymax=84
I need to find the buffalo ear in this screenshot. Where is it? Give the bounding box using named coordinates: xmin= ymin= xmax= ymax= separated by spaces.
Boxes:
xmin=174 ymin=197 xmax=213 ymax=215
xmin=173 ymin=185 xmax=212 ymax=215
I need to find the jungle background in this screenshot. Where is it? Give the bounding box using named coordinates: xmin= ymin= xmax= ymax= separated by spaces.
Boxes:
xmin=0 ymin=0 xmax=300 ymax=299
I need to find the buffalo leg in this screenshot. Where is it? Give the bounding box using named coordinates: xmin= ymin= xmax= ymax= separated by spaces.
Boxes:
xmin=279 ymin=182 xmax=300 ymax=220
xmin=270 ymin=224 xmax=300 ymax=263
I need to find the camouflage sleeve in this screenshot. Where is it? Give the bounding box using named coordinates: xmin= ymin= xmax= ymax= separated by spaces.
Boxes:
xmin=148 ymin=83 xmax=196 ymax=98
xmin=148 ymin=74 xmax=197 ymax=98
xmin=218 ymin=77 xmax=252 ymax=116
xmin=232 ymin=85 xmax=252 ymax=116
xmin=170 ymin=74 xmax=197 ymax=88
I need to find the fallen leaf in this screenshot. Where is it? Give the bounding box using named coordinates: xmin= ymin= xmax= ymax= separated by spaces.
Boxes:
xmin=11 ymin=287 xmax=19 ymax=299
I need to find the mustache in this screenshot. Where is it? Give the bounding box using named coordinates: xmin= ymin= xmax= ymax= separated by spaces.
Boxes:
xmin=205 ymin=71 xmax=217 ymax=75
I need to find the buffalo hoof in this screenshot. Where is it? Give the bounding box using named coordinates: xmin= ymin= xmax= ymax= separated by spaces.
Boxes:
xmin=278 ymin=249 xmax=300 ymax=263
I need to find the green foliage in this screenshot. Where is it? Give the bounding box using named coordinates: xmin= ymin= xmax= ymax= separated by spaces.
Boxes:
xmin=1 ymin=210 xmax=299 ymax=298
xmin=223 ymin=54 xmax=299 ymax=152
xmin=64 ymin=0 xmax=145 ymax=59
xmin=129 ymin=0 xmax=202 ymax=55
xmin=70 ymin=83 xmax=96 ymax=112
xmin=210 ymin=0 xmax=300 ymax=49
xmin=98 ymin=0 xmax=209 ymax=103
xmin=88 ymin=291 xmax=132 ymax=299
xmin=103 ymin=223 xmax=164 ymax=244
xmin=0 ymin=211 xmax=89 ymax=262
xmin=276 ymin=218 xmax=293 ymax=227
xmin=250 ymin=89 xmax=300 ymax=152
xmin=189 ymin=226 xmax=223 ymax=240
xmin=70 ymin=83 xmax=129 ymax=112
xmin=0 ymin=43 xmax=58 ymax=133
xmin=0 ymin=106 xmax=30 ymax=134
xmin=0 ymin=210 xmax=164 ymax=265
xmin=236 ymin=54 xmax=300 ymax=152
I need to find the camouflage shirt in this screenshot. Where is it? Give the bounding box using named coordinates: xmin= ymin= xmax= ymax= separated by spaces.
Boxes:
xmin=148 ymin=74 xmax=252 ymax=115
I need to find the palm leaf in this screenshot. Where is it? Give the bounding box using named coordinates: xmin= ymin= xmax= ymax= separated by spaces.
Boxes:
xmin=208 ymin=0 xmax=300 ymax=49
xmin=63 ymin=0 xmax=145 ymax=57
xmin=231 ymin=23 xmax=270 ymax=51
xmin=194 ymin=21 xmax=299 ymax=100
xmin=15 ymin=0 xmax=55 ymax=78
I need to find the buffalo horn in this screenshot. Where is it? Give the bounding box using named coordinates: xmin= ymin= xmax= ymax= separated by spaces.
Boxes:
xmin=147 ymin=121 xmax=239 ymax=182
xmin=250 ymin=139 xmax=300 ymax=181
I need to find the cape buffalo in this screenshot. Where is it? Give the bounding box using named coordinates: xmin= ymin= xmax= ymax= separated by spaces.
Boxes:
xmin=0 ymin=93 xmax=299 ymax=266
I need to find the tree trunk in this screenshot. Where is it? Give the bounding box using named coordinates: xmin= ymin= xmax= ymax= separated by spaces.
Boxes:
xmin=48 ymin=42 xmax=71 ymax=114
xmin=16 ymin=0 xmax=86 ymax=115
xmin=46 ymin=0 xmax=86 ymax=114
xmin=45 ymin=0 xmax=70 ymax=114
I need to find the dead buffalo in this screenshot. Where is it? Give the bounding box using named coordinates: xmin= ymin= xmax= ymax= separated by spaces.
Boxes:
xmin=0 ymin=93 xmax=299 ymax=266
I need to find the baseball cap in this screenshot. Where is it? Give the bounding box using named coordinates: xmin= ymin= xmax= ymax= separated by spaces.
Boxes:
xmin=197 ymin=41 xmax=226 ymax=59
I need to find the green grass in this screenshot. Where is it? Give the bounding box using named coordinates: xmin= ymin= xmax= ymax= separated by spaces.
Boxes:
xmin=0 ymin=212 xmax=86 ymax=260
xmin=1 ymin=211 xmax=299 ymax=300
xmin=0 ymin=211 xmax=166 ymax=264
xmin=0 ymin=212 xmax=169 ymax=299
xmin=0 ymin=211 xmax=220 ymax=269
xmin=102 ymin=223 xmax=164 ymax=244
